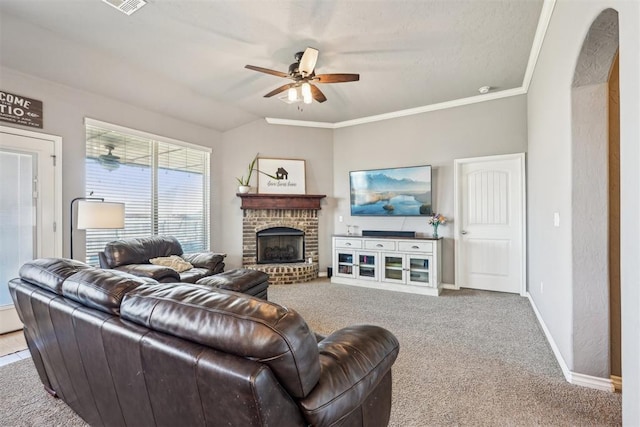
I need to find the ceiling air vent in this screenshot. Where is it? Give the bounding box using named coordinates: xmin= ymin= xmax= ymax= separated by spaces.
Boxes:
xmin=101 ymin=0 xmax=147 ymax=16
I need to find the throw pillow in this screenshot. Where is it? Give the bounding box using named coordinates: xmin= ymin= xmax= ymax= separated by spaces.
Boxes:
xmin=149 ymin=255 xmax=193 ymax=273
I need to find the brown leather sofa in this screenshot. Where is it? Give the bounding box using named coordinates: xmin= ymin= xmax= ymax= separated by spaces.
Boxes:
xmin=98 ymin=235 xmax=226 ymax=283
xmin=9 ymin=258 xmax=400 ymax=427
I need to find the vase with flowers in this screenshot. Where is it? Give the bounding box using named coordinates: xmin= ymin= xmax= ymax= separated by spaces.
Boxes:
xmin=428 ymin=213 xmax=447 ymax=238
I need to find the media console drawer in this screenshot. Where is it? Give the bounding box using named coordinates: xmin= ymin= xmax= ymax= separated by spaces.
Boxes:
xmin=364 ymin=240 xmax=396 ymax=251
xmin=398 ymin=241 xmax=433 ymax=252
xmin=335 ymin=238 xmax=363 ymax=249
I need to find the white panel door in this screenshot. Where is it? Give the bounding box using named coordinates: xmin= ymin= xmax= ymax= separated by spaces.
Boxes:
xmin=454 ymin=154 xmax=525 ymax=294
xmin=0 ymin=127 xmax=59 ymax=333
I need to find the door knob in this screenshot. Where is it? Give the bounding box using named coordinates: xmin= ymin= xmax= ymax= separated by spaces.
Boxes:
xmin=461 ymin=230 xmax=468 ymax=235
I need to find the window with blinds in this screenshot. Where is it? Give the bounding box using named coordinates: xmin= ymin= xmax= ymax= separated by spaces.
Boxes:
xmin=85 ymin=120 xmax=210 ymax=265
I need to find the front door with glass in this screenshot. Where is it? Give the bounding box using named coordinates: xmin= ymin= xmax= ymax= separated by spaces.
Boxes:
xmin=0 ymin=128 xmax=58 ymax=333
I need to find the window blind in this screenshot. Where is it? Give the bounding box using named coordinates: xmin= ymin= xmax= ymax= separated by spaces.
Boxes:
xmin=85 ymin=121 xmax=210 ymax=265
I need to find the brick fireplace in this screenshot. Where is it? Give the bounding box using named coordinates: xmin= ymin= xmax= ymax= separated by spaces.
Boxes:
xmin=238 ymin=193 xmax=326 ymax=285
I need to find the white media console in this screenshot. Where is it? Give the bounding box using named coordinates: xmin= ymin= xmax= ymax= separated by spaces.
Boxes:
xmin=331 ymin=234 xmax=442 ymax=296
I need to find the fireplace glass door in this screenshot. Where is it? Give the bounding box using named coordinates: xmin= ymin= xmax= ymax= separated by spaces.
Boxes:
xmin=256 ymin=227 xmax=304 ymax=264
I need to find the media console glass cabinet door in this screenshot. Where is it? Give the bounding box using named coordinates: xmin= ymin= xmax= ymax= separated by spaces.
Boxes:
xmin=331 ymin=235 xmax=441 ymax=296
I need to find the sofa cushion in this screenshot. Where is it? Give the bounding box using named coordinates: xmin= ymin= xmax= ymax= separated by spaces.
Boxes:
xmin=149 ymin=255 xmax=193 ymax=272
xmin=62 ymin=268 xmax=153 ymax=315
xmin=19 ymin=258 xmax=93 ymax=295
xmin=196 ymin=269 xmax=268 ymax=289
xmin=196 ymin=269 xmax=269 ymax=298
xmin=120 ymin=282 xmax=321 ymax=398
xmin=181 ymin=252 xmax=226 ymax=272
xmin=178 ymin=267 xmax=211 ymax=284
xmin=113 ymin=264 xmax=180 ymax=282
xmin=102 ymin=236 xmax=183 ymax=268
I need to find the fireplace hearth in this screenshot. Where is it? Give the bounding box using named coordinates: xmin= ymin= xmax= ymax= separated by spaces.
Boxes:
xmin=238 ymin=193 xmax=326 ymax=285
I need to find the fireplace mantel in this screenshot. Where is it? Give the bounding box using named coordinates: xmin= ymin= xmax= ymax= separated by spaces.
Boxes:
xmin=237 ymin=193 xmax=326 ymax=210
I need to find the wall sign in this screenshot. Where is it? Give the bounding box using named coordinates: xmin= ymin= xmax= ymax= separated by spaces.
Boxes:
xmin=257 ymin=158 xmax=306 ymax=194
xmin=0 ymin=90 xmax=43 ymax=129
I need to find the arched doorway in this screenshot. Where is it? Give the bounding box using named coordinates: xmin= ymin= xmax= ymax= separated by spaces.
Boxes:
xmin=571 ymin=8 xmax=620 ymax=388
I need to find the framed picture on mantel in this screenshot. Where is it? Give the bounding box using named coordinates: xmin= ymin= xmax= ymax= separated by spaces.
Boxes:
xmin=257 ymin=158 xmax=306 ymax=194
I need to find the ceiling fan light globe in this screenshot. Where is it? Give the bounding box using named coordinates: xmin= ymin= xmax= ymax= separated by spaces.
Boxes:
xmin=288 ymin=87 xmax=298 ymax=102
xmin=303 ymin=94 xmax=313 ymax=104
xmin=301 ymin=82 xmax=312 ymax=97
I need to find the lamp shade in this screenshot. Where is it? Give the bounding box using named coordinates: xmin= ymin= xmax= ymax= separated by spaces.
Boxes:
xmin=77 ymin=201 xmax=125 ymax=229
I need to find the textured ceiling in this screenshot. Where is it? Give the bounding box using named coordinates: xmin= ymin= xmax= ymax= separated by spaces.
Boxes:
xmin=0 ymin=0 xmax=544 ymax=131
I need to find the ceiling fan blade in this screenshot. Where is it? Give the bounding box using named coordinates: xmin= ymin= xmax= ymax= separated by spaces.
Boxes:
xmin=263 ymin=83 xmax=295 ymax=98
xmin=299 ymin=47 xmax=319 ymax=76
xmin=314 ymin=73 xmax=360 ymax=83
xmin=310 ymin=84 xmax=327 ymax=103
xmin=245 ymin=65 xmax=288 ymax=78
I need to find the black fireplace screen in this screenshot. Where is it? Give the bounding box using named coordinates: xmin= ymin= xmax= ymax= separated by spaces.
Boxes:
xmin=256 ymin=227 xmax=304 ymax=264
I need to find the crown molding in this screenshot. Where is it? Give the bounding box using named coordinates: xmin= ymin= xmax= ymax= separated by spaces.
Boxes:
xmin=523 ymin=0 xmax=557 ymax=92
xmin=333 ymin=87 xmax=526 ymax=129
xmin=266 ymin=87 xmax=526 ymax=129
xmin=264 ymin=118 xmax=336 ymax=128
xmin=265 ymin=0 xmax=555 ymax=130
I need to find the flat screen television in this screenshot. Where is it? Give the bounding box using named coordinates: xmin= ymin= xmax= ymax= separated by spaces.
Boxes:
xmin=350 ymin=165 xmax=432 ymax=216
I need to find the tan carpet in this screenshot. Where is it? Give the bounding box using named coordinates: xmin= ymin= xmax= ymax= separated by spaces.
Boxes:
xmin=0 ymin=279 xmax=621 ymax=426
xmin=0 ymin=358 xmax=87 ymax=426
xmin=269 ymin=280 xmax=621 ymax=426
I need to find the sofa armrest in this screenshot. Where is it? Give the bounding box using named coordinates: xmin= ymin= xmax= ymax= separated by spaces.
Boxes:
xmin=181 ymin=252 xmax=226 ymax=272
xmin=113 ymin=264 xmax=180 ymax=282
xmin=299 ymin=325 xmax=399 ymax=426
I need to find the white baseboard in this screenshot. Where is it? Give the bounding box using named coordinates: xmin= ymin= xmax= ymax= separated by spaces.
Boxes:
xmin=318 ymin=271 xmax=327 ymax=278
xmin=441 ymin=283 xmax=457 ymax=290
xmin=569 ymin=372 xmax=615 ymax=392
xmin=526 ymin=293 xmax=572 ymax=381
xmin=0 ymin=305 xmax=23 ymax=334
xmin=526 ymin=293 xmax=614 ymax=392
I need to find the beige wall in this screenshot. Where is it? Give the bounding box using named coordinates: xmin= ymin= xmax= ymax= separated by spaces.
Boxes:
xmin=527 ymin=1 xmax=639 ymax=422
xmin=571 ymin=82 xmax=609 ymax=377
xmin=0 ymin=66 xmax=224 ymax=260
xmin=0 ymin=69 xmax=526 ymax=286
xmin=332 ymin=95 xmax=528 ymax=284
xmin=219 ymin=119 xmax=334 ymax=270
xmin=1 ymin=65 xmax=526 ymax=283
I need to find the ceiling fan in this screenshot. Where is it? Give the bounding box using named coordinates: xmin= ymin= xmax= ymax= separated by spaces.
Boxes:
xmin=99 ymin=144 xmax=120 ymax=171
xmin=245 ymin=47 xmax=359 ymax=104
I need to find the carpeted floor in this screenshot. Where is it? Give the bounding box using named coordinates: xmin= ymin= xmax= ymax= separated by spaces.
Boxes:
xmin=271 ymin=280 xmax=621 ymax=426
xmin=0 ymin=279 xmax=621 ymax=426
xmin=1 ymin=358 xmax=88 ymax=426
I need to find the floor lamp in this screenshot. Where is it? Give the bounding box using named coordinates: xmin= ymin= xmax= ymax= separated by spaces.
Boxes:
xmin=70 ymin=197 xmax=125 ymax=260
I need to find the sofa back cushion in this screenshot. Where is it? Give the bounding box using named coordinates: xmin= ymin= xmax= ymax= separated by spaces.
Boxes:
xmin=102 ymin=236 xmax=183 ymax=268
xmin=120 ymin=283 xmax=321 ymax=398
xmin=18 ymin=258 xmax=152 ymax=315
xmin=62 ymin=269 xmax=153 ymax=315
xmin=19 ymin=258 xmax=93 ymax=294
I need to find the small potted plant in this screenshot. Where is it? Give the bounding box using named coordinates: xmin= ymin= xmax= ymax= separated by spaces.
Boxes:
xmin=236 ymin=154 xmax=278 ymax=193
xmin=236 ymin=154 xmax=258 ymax=193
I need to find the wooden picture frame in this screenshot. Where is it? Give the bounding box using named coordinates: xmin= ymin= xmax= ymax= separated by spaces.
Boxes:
xmin=257 ymin=158 xmax=306 ymax=194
